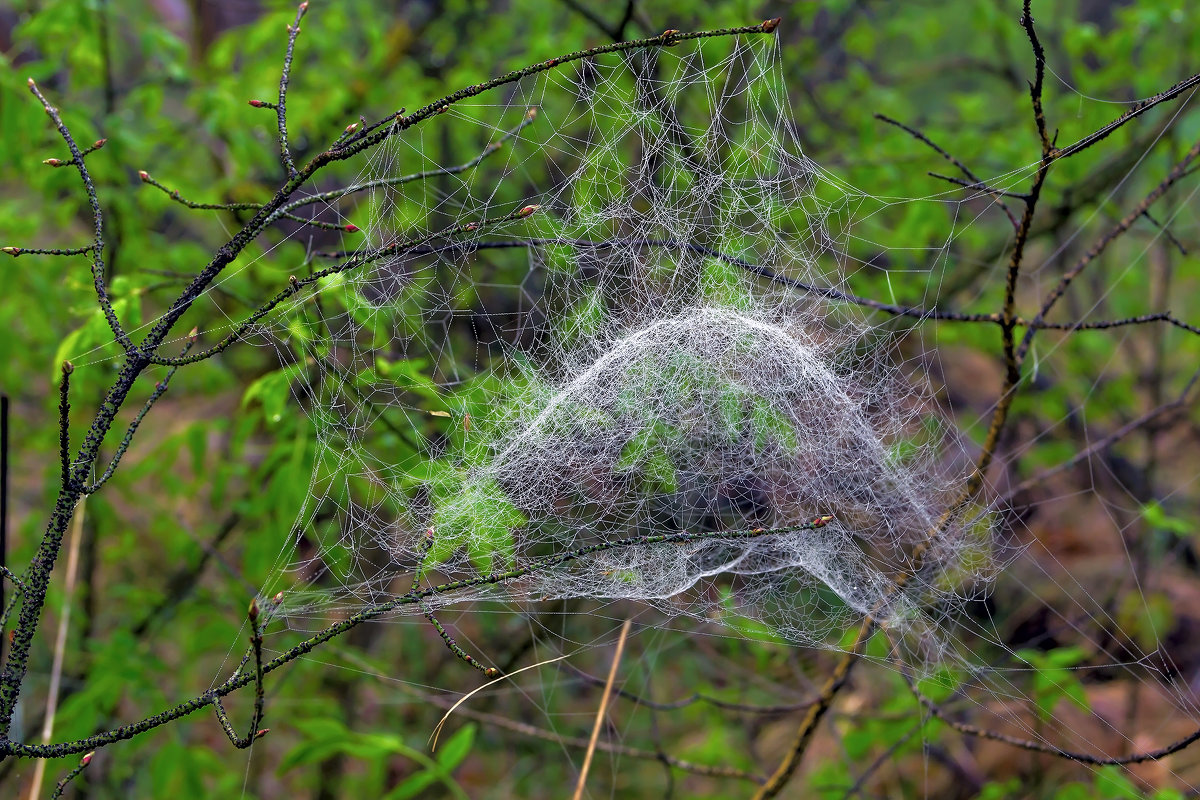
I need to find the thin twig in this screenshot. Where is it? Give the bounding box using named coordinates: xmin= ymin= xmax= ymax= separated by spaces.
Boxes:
xmin=214 ymin=599 xmax=268 ymax=748
xmin=875 ymin=113 xmax=1019 ymax=229
xmin=901 ymin=657 xmax=1200 ymax=766
xmin=573 ymin=618 xmax=632 ymax=800
xmin=25 ymin=80 xmax=129 ymax=351
xmin=277 ymin=3 xmax=309 ymax=178
xmin=146 ymin=206 xmax=544 ymax=366
xmin=48 ymin=752 xmax=93 ymax=800
xmin=84 ymin=335 xmax=196 ymax=494
xmin=1017 ymin=136 xmax=1200 ymax=363
xmin=1006 ymin=368 xmax=1200 ymax=499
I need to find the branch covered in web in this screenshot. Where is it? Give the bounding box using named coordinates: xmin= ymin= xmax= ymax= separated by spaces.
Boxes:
xmin=0 ymin=516 xmax=834 ymax=759
xmin=146 ymin=205 xmax=544 ymax=366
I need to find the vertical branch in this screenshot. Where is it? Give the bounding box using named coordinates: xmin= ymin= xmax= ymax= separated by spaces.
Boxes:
xmin=58 ymin=362 xmax=73 ymax=491
xmin=758 ymin=10 xmax=1059 ymax=796
xmin=1020 ymin=0 xmax=1052 ymax=154
xmin=25 ymin=80 xmax=129 ymax=352
xmin=752 ymin=619 xmax=869 ymax=799
xmin=277 ymin=2 xmax=309 ymax=179
xmin=572 ymin=618 xmax=632 ymax=800
xmin=213 ymin=599 xmax=268 ymax=748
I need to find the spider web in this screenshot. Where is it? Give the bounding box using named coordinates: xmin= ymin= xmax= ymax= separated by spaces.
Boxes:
xmin=243 ymin=34 xmax=995 ymax=673
xmin=44 ymin=15 xmax=1198 ymax=796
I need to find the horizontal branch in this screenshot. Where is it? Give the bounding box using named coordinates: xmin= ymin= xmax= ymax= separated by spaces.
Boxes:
xmin=1 ymin=517 xmax=833 ymax=759
xmin=1052 ymin=71 xmax=1200 ymax=161
xmin=146 ymin=206 xmax=542 ymax=366
xmin=315 ymin=237 xmax=1200 ymax=336
xmin=268 ymin=108 xmax=538 ymax=222
xmin=137 ymin=172 xmax=358 ymax=232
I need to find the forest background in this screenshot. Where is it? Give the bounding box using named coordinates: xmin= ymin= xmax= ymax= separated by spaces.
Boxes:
xmin=1 ymin=0 xmax=1199 ymax=798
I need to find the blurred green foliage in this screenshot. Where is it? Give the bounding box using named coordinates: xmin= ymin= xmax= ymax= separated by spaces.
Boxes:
xmin=1 ymin=1 xmax=1198 ymax=798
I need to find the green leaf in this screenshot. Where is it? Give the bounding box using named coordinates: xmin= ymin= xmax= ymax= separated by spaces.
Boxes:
xmin=242 ymin=368 xmax=294 ymax=426
xmin=435 ymin=723 xmax=476 ymax=770
xmin=429 ymin=476 xmax=525 ymax=574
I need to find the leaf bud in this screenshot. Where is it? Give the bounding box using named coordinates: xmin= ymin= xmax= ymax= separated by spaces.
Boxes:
xmin=43 ymin=158 xmax=64 ymax=167
xmin=62 ymin=360 xmax=75 ymax=376
xmin=762 ymin=18 xmax=781 ymax=33
xmin=517 ymin=205 xmax=540 ymax=218
xmin=187 ymin=326 xmax=199 ymax=343
xmin=81 ymin=752 xmax=94 ymax=767
xmin=138 ymin=170 xmax=150 ymax=182
xmin=248 ymin=598 xmax=260 ymax=622
xmin=344 ymin=223 xmax=359 ymax=232
xmin=1 ymin=247 xmax=21 ymax=257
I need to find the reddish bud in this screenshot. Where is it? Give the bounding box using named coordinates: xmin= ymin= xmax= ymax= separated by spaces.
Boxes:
xmin=463 ymin=655 xmax=474 ymax=664
xmin=255 ymin=728 xmax=270 ymax=739
xmin=187 ymin=326 xmax=199 ymax=343
xmin=62 ymin=360 xmax=75 ymax=375
xmin=344 ymin=223 xmax=359 ymax=232
xmin=344 ymin=122 xmax=359 ymax=134
xmin=155 ymin=381 xmax=167 ymax=392
xmin=425 ymin=526 xmax=435 ymax=541
xmin=43 ymin=158 xmax=64 ymax=167
xmin=661 ymin=29 xmax=680 ymax=37
xmin=27 ymin=77 xmax=35 ymax=87
xmin=761 ymin=18 xmax=781 ymax=33
xmin=464 ymin=223 xmax=478 ymax=232
xmin=517 ymin=205 xmax=540 ymax=218
xmin=299 ymin=1 xmax=308 ymax=9
xmin=248 ymin=598 xmax=260 ymax=622
xmin=543 ymin=58 xmax=559 ymax=67
xmin=93 ymin=138 xmax=108 ymax=149
xmin=484 ymin=667 xmax=500 ymax=679
xmin=272 ymin=591 xmax=285 ymax=604
xmin=248 ymin=99 xmax=267 ymax=108
xmin=526 ymin=107 xmax=538 ymax=120
xmin=81 ymin=752 xmax=94 ymax=767
xmin=1 ymin=247 xmax=20 ymax=257
xmin=138 ymin=170 xmax=150 ymax=182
